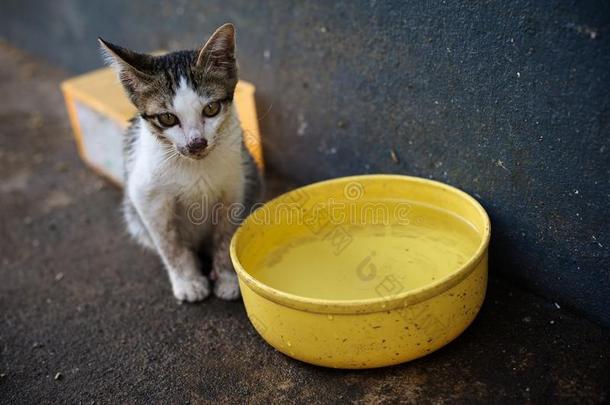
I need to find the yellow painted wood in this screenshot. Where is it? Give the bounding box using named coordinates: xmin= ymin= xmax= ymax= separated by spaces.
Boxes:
xmin=230 ymin=174 xmax=490 ymax=368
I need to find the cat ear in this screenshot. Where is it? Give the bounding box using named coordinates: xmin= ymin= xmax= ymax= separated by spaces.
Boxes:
xmin=98 ymin=38 xmax=156 ymax=96
xmin=195 ymin=23 xmax=237 ymax=78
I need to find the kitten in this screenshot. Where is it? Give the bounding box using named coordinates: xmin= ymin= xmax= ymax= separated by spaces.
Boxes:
xmin=99 ymin=24 xmax=261 ymax=302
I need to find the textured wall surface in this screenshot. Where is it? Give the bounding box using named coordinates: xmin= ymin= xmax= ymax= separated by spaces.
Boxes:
xmin=2 ymin=0 xmax=609 ymax=325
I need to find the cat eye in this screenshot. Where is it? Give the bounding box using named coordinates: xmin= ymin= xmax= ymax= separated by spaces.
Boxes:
xmin=157 ymin=112 xmax=179 ymax=127
xmin=202 ymin=101 xmax=221 ymax=118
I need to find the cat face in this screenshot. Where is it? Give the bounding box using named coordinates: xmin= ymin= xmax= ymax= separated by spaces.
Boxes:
xmin=99 ymin=24 xmax=238 ymax=159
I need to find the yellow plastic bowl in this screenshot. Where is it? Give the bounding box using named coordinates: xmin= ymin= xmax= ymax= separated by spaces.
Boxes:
xmin=230 ymin=174 xmax=490 ymax=369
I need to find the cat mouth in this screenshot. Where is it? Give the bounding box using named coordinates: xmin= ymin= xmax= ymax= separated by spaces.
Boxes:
xmin=179 ymin=145 xmax=214 ymax=160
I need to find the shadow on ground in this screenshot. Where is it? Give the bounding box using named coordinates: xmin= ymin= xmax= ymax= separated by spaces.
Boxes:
xmin=0 ymin=43 xmax=608 ymax=403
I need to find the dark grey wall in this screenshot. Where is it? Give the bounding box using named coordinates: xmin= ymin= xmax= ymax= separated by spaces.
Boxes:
xmin=2 ymin=0 xmax=609 ymax=326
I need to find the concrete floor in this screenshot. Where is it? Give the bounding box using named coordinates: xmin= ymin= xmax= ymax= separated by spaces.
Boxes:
xmin=0 ymin=43 xmax=608 ymax=404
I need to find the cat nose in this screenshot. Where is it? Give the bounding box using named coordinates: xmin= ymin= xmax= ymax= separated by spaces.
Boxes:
xmin=186 ymin=138 xmax=208 ymax=154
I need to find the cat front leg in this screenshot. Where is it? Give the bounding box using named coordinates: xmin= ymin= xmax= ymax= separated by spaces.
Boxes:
xmin=131 ymin=187 xmax=210 ymax=302
xmin=211 ymin=206 xmax=241 ymax=300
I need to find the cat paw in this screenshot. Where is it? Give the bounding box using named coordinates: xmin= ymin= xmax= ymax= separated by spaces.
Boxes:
xmin=170 ymin=274 xmax=210 ymax=302
xmin=213 ymin=272 xmax=241 ymax=300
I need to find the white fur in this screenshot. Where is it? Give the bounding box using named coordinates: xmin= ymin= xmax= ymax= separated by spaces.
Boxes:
xmin=169 ymin=271 xmax=211 ymax=302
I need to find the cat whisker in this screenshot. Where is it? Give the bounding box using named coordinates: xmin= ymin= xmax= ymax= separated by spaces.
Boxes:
xmin=159 ymin=149 xmax=180 ymax=166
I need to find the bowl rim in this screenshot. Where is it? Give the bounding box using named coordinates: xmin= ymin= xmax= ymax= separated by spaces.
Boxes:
xmin=230 ymin=174 xmax=491 ymax=315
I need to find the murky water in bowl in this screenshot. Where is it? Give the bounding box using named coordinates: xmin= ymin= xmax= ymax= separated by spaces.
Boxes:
xmin=250 ymin=202 xmax=482 ymax=300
